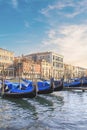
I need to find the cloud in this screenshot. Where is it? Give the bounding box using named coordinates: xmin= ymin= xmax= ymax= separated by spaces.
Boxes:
xmin=47 ymin=29 xmax=56 ymax=39
xmin=40 ymin=0 xmax=87 ymax=18
xmin=40 ymin=1 xmax=74 ymax=17
xmin=42 ymin=24 xmax=87 ymax=68
xmin=12 ymin=0 xmax=18 ymax=8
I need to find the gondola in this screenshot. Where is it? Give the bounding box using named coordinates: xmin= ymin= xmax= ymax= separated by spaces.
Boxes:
xmin=22 ymin=78 xmax=54 ymax=94
xmin=63 ymin=78 xmax=81 ymax=87
xmin=0 ymin=82 xmax=37 ymax=98
xmin=37 ymin=80 xmax=54 ymax=94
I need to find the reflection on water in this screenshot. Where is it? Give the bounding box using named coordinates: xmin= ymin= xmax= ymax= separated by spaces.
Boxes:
xmin=0 ymin=91 xmax=87 ymax=130
xmin=35 ymin=95 xmax=53 ymax=106
xmin=6 ymin=98 xmax=36 ymax=111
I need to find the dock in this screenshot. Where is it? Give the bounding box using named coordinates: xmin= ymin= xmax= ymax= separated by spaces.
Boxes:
xmin=63 ymin=87 xmax=87 ymax=92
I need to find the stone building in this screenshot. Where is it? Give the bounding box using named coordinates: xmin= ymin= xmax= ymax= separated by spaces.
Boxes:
xmin=14 ymin=56 xmax=41 ymax=80
xmin=64 ymin=63 xmax=87 ymax=80
xmin=0 ymin=48 xmax=14 ymax=78
xmin=25 ymin=51 xmax=64 ymax=79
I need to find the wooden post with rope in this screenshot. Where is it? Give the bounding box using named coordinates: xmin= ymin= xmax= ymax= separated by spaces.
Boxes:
xmin=32 ymin=78 xmax=38 ymax=97
xmin=1 ymin=64 xmax=5 ymax=96
xmin=18 ymin=58 xmax=21 ymax=89
xmin=50 ymin=77 xmax=54 ymax=90
xmin=32 ymin=65 xmax=38 ymax=97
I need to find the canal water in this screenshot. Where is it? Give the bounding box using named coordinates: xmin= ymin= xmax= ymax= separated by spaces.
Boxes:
xmin=0 ymin=90 xmax=87 ymax=130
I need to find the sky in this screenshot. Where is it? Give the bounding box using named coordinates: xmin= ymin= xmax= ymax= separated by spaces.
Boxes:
xmin=0 ymin=0 xmax=87 ymax=68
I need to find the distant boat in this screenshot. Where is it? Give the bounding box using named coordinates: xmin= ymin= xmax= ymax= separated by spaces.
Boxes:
xmin=63 ymin=78 xmax=81 ymax=87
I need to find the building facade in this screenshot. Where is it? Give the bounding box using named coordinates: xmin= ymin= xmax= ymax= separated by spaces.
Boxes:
xmin=14 ymin=56 xmax=41 ymax=80
xmin=0 ymin=48 xmax=14 ymax=78
xmin=64 ymin=63 xmax=87 ymax=80
xmin=25 ymin=51 xmax=64 ymax=79
xmin=39 ymin=59 xmax=52 ymax=80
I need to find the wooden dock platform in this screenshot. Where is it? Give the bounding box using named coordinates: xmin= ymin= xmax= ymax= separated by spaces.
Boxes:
xmin=63 ymin=87 xmax=87 ymax=92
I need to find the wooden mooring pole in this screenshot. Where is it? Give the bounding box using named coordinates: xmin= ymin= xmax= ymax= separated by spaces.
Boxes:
xmin=1 ymin=65 xmax=5 ymax=96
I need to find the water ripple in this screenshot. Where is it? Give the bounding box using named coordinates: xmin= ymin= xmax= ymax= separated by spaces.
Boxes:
xmin=0 ymin=91 xmax=87 ymax=130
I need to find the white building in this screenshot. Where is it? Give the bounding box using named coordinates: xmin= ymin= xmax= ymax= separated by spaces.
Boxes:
xmin=25 ymin=51 xmax=64 ymax=79
xmin=0 ymin=48 xmax=14 ymax=78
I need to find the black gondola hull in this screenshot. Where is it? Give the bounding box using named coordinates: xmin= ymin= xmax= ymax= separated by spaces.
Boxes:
xmin=37 ymin=88 xmax=53 ymax=94
xmin=0 ymin=87 xmax=37 ymax=98
xmin=54 ymin=85 xmax=63 ymax=91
